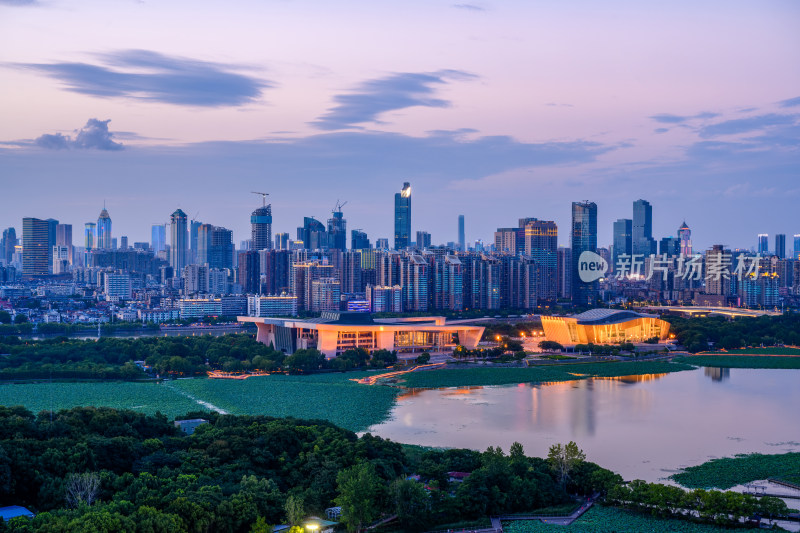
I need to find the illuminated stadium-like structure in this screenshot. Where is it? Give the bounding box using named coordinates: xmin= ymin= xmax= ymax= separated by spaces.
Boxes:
xmin=540 ymin=309 xmax=669 ymax=345
xmin=239 ymin=312 xmax=485 ymax=359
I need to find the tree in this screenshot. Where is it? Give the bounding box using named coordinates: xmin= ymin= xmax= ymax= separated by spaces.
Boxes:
xmin=284 ymin=494 xmax=304 ymax=527
xmin=0 ymin=311 xmax=10 ymax=324
xmin=14 ymin=314 xmax=27 ymax=324
xmin=538 ymin=340 xmax=563 ymax=352
xmin=415 ymin=352 xmax=431 ymax=364
xmin=65 ymin=472 xmax=101 ymax=508
xmin=547 ymin=442 xmax=586 ymax=487
xmin=390 ymin=478 xmax=429 ymax=531
xmin=335 ymin=463 xmax=384 ymax=532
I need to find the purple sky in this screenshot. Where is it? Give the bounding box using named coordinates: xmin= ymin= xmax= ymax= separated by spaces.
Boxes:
xmin=1 ymin=0 xmax=799 ymax=251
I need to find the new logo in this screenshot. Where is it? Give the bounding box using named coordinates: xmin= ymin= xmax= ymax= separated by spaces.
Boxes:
xmin=578 ymin=251 xmax=608 ymax=283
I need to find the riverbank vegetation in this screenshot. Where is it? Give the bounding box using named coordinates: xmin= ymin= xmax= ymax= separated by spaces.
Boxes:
xmin=675 ymin=355 xmax=800 ymax=369
xmin=667 ymin=314 xmax=800 ymax=353
xmin=671 ymin=452 xmax=800 ymax=489
xmin=503 ymin=505 xmax=763 ymax=532
xmin=396 ymin=361 xmax=694 ymax=389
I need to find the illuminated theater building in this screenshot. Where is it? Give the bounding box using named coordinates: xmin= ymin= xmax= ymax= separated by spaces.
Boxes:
xmin=239 ymin=312 xmax=485 ymax=359
xmin=541 ymin=309 xmax=669 ymax=345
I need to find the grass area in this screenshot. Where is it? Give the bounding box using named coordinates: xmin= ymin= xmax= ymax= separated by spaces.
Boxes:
xmin=428 ymin=517 xmax=493 ymax=531
xmin=674 ymin=355 xmax=800 ymax=369
xmin=395 ymin=361 xmax=694 ymax=389
xmin=671 ymin=452 xmax=800 ymax=490
xmin=169 ymin=372 xmax=399 ymax=432
xmin=538 ymin=354 xmax=577 ymax=360
xmin=0 ymin=371 xmax=399 ymax=432
xmin=502 ymin=505 xmax=760 ymax=532
xmin=0 ymin=381 xmax=200 ymax=419
xmin=705 ymin=347 xmax=800 ymax=355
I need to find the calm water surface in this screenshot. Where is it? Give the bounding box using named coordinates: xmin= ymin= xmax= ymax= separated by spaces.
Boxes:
xmin=367 ymin=368 xmax=800 ymax=482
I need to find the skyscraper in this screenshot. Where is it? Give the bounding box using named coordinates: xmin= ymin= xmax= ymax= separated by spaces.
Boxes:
xmin=775 ymin=234 xmax=786 ymax=259
xmin=56 ymin=223 xmax=73 ymax=264
xmin=84 ymin=222 xmax=96 ymax=251
xmin=151 ymin=224 xmax=166 ymax=252
xmin=678 ymin=221 xmax=692 ymax=256
xmin=632 ymin=199 xmax=656 ymax=256
xmin=351 ymin=229 xmax=370 ymax=250
xmin=274 ymin=232 xmax=289 ymax=250
xmin=22 ymin=217 xmax=53 ymax=276
xmin=612 ymin=219 xmax=632 ymax=269
xmin=458 ymin=215 xmax=465 ymax=252
xmin=522 ymin=219 xmax=558 ymax=303
xmin=170 ymin=209 xmax=188 ymax=273
xmin=97 ymin=207 xmax=112 ymax=250
xmin=571 ymin=201 xmax=598 ymax=307
xmin=757 ymin=234 xmax=769 ymax=255
xmin=394 ymin=182 xmax=411 ymax=250
xmin=251 ymin=204 xmax=273 ymax=251
xmin=327 ymin=204 xmax=347 ymax=251
xmin=2 ymin=227 xmax=17 ymax=265
xmin=297 ymin=217 xmax=326 ymax=249
xmin=794 ymin=235 xmax=800 ymax=260
xmin=190 ymin=219 xmax=202 ymax=263
xmin=416 ymin=231 xmax=431 ymax=249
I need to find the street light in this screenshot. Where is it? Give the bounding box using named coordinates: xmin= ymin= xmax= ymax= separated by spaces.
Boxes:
xmin=305 ymin=523 xmax=320 ymax=532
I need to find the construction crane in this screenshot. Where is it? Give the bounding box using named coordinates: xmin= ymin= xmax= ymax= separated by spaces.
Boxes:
xmin=251 ymin=191 xmax=270 ymax=207
xmin=333 ymin=199 xmax=347 ymax=214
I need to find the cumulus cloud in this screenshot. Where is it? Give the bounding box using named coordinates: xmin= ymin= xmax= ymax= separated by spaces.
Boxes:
xmin=312 ymin=70 xmax=477 ymax=130
xmin=19 ymin=50 xmax=270 ymax=107
xmin=35 ymin=118 xmax=124 ymax=150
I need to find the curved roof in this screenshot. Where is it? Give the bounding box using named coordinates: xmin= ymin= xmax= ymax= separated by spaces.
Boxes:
xmin=679 ymin=220 xmax=690 ymax=230
xmin=571 ymin=308 xmax=658 ymax=325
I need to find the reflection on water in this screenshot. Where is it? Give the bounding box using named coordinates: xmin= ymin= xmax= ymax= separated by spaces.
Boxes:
xmin=704 ymin=367 xmax=730 ymax=382
xmin=369 ymin=368 xmax=800 ymax=483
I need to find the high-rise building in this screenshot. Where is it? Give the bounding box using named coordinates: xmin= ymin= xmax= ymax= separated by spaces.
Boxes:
xmin=84 ymin=222 xmax=96 ymax=251
xmin=274 ymin=232 xmax=290 ymax=250
xmin=327 ymin=205 xmax=347 ymax=251
xmin=775 ymin=234 xmax=786 ymax=259
xmin=522 ymin=219 xmax=558 ymax=303
xmin=297 ymin=217 xmax=326 ymax=250
xmin=52 ymin=245 xmax=70 ymax=274
xmin=757 ymin=234 xmax=769 ymax=255
xmin=22 ymin=217 xmax=54 ymax=277
xmin=170 ymin=209 xmax=188 ymax=273
xmin=557 ymin=246 xmax=572 ymax=299
xmin=632 ymin=199 xmax=656 ymax=256
xmin=119 ymin=236 xmax=128 ymax=250
xmin=705 ymin=245 xmax=732 ymax=296
xmin=494 ymin=227 xmax=517 ymax=255
xmin=401 ymin=254 xmax=428 ymax=311
xmin=376 ymin=238 xmax=389 ymax=250
xmin=104 ymin=272 xmax=132 ymax=302
xmin=794 ymin=234 xmax=800 ymax=260
xmin=571 ymin=201 xmax=598 ymax=307
xmin=151 ymin=224 xmax=166 ymax=253
xmin=251 ymin=204 xmax=273 ymax=251
xmin=416 ymin=231 xmax=431 ymax=249
xmin=190 ymin=219 xmax=202 ymax=263
xmin=292 ymin=260 xmax=337 ymax=311
xmin=210 ymin=227 xmax=234 ymax=270
xmin=458 ymin=215 xmax=465 ymax=252
xmin=351 ymin=230 xmax=370 ymax=250
xmin=311 ymin=277 xmax=341 ymax=312
xmin=659 ymin=237 xmax=680 ymax=256
xmin=1 ymin=227 xmax=17 ymax=265
xmin=238 ymin=250 xmax=260 ymax=294
xmin=97 ymin=207 xmax=112 ymax=250
xmin=394 ymin=182 xmax=411 ymax=250
xmin=678 ymin=221 xmax=692 ymax=256
xmin=612 ymin=219 xmax=632 ymax=270
xmin=54 ymin=224 xmax=72 ymax=265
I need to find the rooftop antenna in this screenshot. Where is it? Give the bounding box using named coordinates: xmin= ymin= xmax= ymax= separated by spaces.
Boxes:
xmin=251 ymin=191 xmax=270 ymax=207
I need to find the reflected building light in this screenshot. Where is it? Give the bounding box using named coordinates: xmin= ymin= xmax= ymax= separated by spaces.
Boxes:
xmin=704 ymin=367 xmax=730 ymax=382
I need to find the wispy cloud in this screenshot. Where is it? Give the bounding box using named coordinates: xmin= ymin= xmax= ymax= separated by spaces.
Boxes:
xmin=778 ymin=96 xmax=800 ymax=108
xmin=0 ymin=0 xmax=39 ymax=5
xmin=35 ymin=119 xmax=124 ymax=150
xmin=453 ymin=3 xmax=486 ymax=11
xmin=698 ymin=113 xmax=798 ymax=138
xmin=649 ymin=111 xmax=719 ymax=124
xmin=312 ymin=70 xmax=477 ymax=130
xmin=17 ymin=50 xmax=270 ymax=107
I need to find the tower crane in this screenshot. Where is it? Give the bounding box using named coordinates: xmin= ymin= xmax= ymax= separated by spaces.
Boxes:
xmin=251 ymin=191 xmax=270 ymax=207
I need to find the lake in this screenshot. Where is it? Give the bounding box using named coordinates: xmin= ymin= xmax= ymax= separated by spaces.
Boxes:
xmin=366 ymin=368 xmax=800 ymax=482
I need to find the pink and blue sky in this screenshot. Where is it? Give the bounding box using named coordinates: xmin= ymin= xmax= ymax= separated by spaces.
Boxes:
xmin=1 ymin=0 xmax=799 ymax=250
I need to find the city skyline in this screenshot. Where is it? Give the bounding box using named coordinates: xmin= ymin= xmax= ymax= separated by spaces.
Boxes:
xmin=1 ymin=1 xmax=799 ymax=249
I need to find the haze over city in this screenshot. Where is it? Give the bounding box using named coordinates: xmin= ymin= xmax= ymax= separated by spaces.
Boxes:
xmin=2 ymin=0 xmax=799 ymax=249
